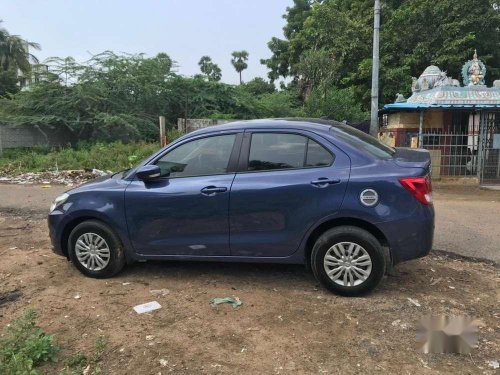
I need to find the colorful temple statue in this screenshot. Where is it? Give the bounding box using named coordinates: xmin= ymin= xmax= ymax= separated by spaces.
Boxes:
xmin=462 ymin=50 xmax=486 ymax=86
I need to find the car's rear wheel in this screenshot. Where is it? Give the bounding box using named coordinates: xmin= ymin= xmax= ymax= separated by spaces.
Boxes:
xmin=311 ymin=226 xmax=386 ymax=296
xmin=68 ymin=220 xmax=125 ymax=278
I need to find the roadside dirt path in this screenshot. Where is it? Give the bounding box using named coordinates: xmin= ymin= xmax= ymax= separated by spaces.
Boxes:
xmin=0 ymin=183 xmax=499 ymax=374
xmin=433 ymin=184 xmax=500 ymax=263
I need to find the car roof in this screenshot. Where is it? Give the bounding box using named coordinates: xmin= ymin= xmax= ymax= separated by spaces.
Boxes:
xmin=189 ymin=118 xmax=345 ymax=136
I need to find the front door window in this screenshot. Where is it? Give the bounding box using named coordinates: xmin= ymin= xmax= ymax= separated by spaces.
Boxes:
xmin=155 ymin=134 xmax=236 ymax=178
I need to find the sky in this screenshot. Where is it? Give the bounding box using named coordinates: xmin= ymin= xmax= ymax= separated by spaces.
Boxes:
xmin=1 ymin=0 xmax=292 ymax=85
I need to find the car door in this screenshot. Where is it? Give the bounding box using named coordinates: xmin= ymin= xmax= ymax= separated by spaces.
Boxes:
xmin=125 ymin=132 xmax=241 ymax=256
xmin=229 ymin=130 xmax=350 ymax=257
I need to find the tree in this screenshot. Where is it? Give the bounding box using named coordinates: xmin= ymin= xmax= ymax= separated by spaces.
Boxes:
xmin=240 ymin=77 xmax=275 ymax=96
xmin=0 ymin=20 xmax=40 ymax=74
xmin=260 ymin=0 xmax=313 ymax=82
xmin=231 ymin=50 xmax=249 ymax=84
xmin=263 ymin=0 xmax=500 ymax=110
xmin=304 ymin=86 xmax=368 ymax=122
xmin=198 ymin=56 xmax=222 ymax=81
xmin=0 ymin=70 xmax=18 ymax=96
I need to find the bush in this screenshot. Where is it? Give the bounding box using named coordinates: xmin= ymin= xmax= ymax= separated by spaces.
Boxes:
xmin=304 ymin=86 xmax=369 ymax=122
xmin=0 ymin=141 xmax=162 ymax=175
xmin=0 ymin=309 xmax=59 ymax=375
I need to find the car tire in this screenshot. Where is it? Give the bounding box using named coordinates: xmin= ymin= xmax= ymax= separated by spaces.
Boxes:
xmin=68 ymin=220 xmax=125 ymax=278
xmin=311 ymin=226 xmax=386 ymax=296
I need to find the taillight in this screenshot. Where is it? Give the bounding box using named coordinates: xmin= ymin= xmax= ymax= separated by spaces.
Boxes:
xmin=399 ymin=176 xmax=433 ymax=205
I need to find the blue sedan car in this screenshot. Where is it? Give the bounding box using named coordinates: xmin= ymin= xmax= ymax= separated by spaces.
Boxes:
xmin=48 ymin=119 xmax=434 ymax=296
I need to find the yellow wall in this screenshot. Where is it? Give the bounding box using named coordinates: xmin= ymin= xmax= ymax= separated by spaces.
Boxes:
xmin=387 ymin=110 xmax=444 ymax=129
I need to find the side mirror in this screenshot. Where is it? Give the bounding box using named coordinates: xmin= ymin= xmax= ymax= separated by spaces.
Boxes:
xmin=136 ymin=165 xmax=161 ymax=181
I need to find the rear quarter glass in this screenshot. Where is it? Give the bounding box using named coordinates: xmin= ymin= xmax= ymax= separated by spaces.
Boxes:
xmin=329 ymin=125 xmax=395 ymax=159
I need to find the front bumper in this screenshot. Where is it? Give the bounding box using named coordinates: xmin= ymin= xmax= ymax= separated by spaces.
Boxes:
xmin=48 ymin=211 xmax=67 ymax=257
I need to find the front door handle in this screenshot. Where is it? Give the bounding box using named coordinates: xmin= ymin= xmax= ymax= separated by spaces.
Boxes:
xmin=201 ymin=186 xmax=228 ymax=196
xmin=311 ymin=178 xmax=341 ymax=187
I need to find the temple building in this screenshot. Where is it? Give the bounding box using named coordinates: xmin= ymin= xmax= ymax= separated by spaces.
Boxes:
xmin=379 ymin=51 xmax=500 ymax=186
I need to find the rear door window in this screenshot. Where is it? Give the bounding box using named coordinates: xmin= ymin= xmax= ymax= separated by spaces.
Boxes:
xmin=247 ymin=133 xmax=334 ymax=171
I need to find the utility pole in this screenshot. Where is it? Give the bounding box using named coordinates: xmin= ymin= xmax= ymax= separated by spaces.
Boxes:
xmin=369 ymin=0 xmax=381 ymax=137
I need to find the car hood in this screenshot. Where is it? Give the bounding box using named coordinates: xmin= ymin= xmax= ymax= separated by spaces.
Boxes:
xmin=67 ymin=172 xmax=127 ymax=194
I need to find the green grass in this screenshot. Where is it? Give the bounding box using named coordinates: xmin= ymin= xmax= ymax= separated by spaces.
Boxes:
xmin=0 ymin=309 xmax=110 ymax=375
xmin=0 ymin=127 xmax=185 ymax=175
xmin=0 ymin=141 xmax=161 ymax=175
xmin=0 ymin=309 xmax=59 ymax=375
xmin=60 ymin=335 xmax=108 ymax=375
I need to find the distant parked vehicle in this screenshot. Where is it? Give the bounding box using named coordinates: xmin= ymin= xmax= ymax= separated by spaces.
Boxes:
xmin=48 ymin=119 xmax=434 ymax=296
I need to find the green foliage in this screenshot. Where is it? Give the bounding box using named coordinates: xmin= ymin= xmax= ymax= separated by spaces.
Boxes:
xmin=240 ymin=77 xmax=276 ymax=96
xmin=255 ymin=91 xmax=304 ymax=118
xmin=0 ymin=141 xmax=162 ymax=175
xmin=166 ymin=127 xmax=184 ymax=143
xmin=0 ymin=51 xmax=173 ymax=141
xmin=261 ymin=0 xmax=313 ymax=82
xmin=0 ymin=309 xmax=59 ymax=375
xmin=264 ymin=0 xmax=500 ymax=108
xmin=304 ymin=86 xmax=368 ymax=122
xmin=0 ymin=69 xmax=19 ymax=96
xmin=198 ymin=56 xmax=222 ymax=81
xmin=60 ymin=335 xmax=108 ymax=375
xmin=0 ymin=51 xmax=302 ymax=140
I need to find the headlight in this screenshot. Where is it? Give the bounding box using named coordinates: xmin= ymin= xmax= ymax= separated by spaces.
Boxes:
xmin=49 ymin=193 xmax=69 ymax=213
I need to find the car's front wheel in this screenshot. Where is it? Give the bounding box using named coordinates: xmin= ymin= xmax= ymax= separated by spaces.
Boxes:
xmin=311 ymin=226 xmax=386 ymax=296
xmin=68 ymin=220 xmax=125 ymax=278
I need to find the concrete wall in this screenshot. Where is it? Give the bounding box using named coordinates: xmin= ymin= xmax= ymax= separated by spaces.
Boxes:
xmin=0 ymin=124 xmax=74 ymax=154
xmin=177 ymin=118 xmax=238 ymax=133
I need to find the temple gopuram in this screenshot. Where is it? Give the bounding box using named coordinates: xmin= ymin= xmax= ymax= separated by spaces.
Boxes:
xmin=380 ymin=51 xmax=500 ymax=186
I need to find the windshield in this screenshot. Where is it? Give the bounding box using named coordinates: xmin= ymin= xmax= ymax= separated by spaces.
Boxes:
xmin=330 ymin=125 xmax=395 ymax=159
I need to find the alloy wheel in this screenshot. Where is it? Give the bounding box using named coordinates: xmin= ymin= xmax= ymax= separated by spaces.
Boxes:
xmin=75 ymin=233 xmax=111 ymax=271
xmin=323 ymin=242 xmax=372 ymax=287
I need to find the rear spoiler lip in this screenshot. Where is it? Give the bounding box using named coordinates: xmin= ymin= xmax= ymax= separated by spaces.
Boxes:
xmin=393 ymin=147 xmax=431 ymax=170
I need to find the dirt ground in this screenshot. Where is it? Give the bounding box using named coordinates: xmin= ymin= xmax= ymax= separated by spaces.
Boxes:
xmin=0 ymin=185 xmax=499 ymax=374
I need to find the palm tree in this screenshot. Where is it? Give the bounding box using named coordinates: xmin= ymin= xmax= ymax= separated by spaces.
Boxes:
xmin=231 ymin=50 xmax=249 ymax=84
xmin=0 ymin=20 xmax=40 ymax=74
xmin=198 ymin=55 xmax=222 ymax=81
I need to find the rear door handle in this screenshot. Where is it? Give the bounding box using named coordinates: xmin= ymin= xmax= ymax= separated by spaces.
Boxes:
xmin=201 ymin=186 xmax=228 ymax=195
xmin=311 ymin=178 xmax=341 ymax=187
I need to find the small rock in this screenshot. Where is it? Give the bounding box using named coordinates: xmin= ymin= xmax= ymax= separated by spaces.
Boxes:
xmin=391 ymin=319 xmax=409 ymax=330
xmin=150 ymin=289 xmax=170 ymax=297
xmin=407 ymin=298 xmax=421 ymax=307
xmin=430 ymin=277 xmax=442 ymax=286
xmin=487 ymin=360 xmax=499 ymax=369
xmin=159 ymin=358 xmax=168 ymax=367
